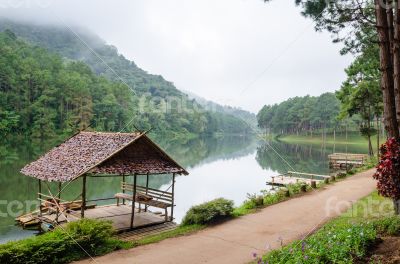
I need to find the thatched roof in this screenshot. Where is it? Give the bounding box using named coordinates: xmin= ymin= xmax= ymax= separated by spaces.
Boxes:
xmin=20 ymin=131 xmax=188 ymax=182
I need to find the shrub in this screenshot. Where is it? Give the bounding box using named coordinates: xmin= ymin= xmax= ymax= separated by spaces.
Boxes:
xmin=181 ymin=198 xmax=234 ymax=226
xmin=0 ymin=219 xmax=128 ymax=264
xmin=245 ymin=193 xmax=264 ymax=208
xmin=373 ymin=216 xmax=400 ymax=236
xmin=287 ymin=182 xmax=308 ymax=196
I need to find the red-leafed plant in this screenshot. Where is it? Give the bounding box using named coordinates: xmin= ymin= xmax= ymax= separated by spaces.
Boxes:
xmin=373 ymin=138 xmax=400 ymax=214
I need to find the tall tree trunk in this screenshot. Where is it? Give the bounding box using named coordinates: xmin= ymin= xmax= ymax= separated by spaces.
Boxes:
xmin=394 ymin=1 xmax=400 ymax=133
xmin=376 ymin=0 xmax=400 ymax=138
xmin=377 ymin=115 xmax=380 ymax=159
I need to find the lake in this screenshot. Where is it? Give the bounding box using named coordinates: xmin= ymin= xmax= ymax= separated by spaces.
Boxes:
xmin=0 ymin=134 xmax=371 ymax=243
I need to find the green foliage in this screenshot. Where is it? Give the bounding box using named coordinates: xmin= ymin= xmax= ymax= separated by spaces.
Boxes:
xmin=257 ymin=93 xmax=340 ymax=135
xmin=0 ymin=111 xmax=19 ymax=136
xmin=0 ymin=31 xmax=136 ymax=140
xmin=262 ymin=222 xmax=376 ymax=263
xmin=0 ymin=219 xmax=128 ymax=264
xmin=0 ymin=21 xmax=253 ymax=137
xmin=336 ymin=45 xmax=382 ymax=155
xmin=233 ymin=183 xmax=308 ymax=217
xmin=181 ymin=198 xmax=234 ymax=226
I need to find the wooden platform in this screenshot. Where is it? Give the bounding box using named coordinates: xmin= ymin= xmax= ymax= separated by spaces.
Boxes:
xmin=39 ymin=204 xmax=167 ymax=231
xmin=287 ymin=171 xmax=330 ymax=180
xmin=116 ymin=221 xmax=177 ymax=241
xmin=267 ymin=175 xmax=322 ymax=187
xmin=328 ymin=153 xmax=367 ymax=169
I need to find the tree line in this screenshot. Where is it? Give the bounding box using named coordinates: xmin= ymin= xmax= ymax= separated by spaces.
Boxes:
xmin=256 ymin=93 xmax=342 ymax=135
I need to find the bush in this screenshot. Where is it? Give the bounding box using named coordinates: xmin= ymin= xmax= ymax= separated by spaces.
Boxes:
xmin=373 ymin=216 xmax=400 ymax=236
xmin=261 ymin=221 xmax=377 ymax=263
xmin=181 ymin=198 xmax=234 ymax=226
xmin=0 ymin=219 xmax=128 ymax=264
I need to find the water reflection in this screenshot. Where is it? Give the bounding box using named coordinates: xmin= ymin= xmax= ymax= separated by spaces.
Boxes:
xmin=0 ymin=135 xmax=369 ymax=242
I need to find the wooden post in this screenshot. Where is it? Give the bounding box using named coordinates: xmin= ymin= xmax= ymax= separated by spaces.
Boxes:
xmin=145 ymin=172 xmax=149 ymax=212
xmin=38 ymin=179 xmax=42 ymax=217
xmin=56 ymin=182 xmax=62 ymax=223
xmin=122 ymin=174 xmax=126 ymax=205
xmin=171 ymin=173 xmax=176 ymax=222
xmin=311 ymin=181 xmax=317 ymax=189
xmin=81 ymin=175 xmax=87 ymax=218
xmin=130 ymin=173 xmax=137 ymax=229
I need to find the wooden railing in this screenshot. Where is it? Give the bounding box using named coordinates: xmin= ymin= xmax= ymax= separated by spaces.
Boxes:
xmin=120 ymin=182 xmax=173 ymax=204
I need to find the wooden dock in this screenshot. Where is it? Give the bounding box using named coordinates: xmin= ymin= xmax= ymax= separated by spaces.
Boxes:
xmin=287 ymin=171 xmax=330 ymax=180
xmin=328 ymin=153 xmax=368 ymax=169
xmin=17 ymin=204 xmax=168 ymax=232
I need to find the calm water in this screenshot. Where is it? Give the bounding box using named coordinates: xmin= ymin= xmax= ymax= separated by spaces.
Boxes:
xmin=0 ymin=135 xmax=370 ymax=243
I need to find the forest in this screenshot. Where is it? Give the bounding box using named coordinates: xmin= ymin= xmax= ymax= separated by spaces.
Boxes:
xmin=256 ymin=93 xmax=342 ymax=134
xmin=0 ymin=20 xmax=254 ymax=140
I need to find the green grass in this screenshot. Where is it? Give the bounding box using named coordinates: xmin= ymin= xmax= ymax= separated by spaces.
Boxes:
xmin=279 ymin=132 xmax=384 ymax=147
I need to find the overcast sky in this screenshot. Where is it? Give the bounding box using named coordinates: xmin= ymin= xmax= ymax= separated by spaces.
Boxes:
xmin=0 ymin=0 xmax=353 ymax=113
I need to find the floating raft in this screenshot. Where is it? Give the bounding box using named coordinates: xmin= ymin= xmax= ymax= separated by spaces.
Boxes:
xmin=328 ymin=153 xmax=368 ymax=169
xmin=267 ymin=171 xmax=331 ymax=187
xmin=15 ymin=200 xmax=89 ymax=229
xmin=267 ymin=175 xmax=321 ymax=187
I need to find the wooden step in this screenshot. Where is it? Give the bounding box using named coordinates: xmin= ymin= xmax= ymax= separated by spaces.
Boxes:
xmin=116 ymin=222 xmax=177 ymax=241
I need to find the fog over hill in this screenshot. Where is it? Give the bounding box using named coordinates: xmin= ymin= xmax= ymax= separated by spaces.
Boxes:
xmin=0 ymin=18 xmax=254 ymax=136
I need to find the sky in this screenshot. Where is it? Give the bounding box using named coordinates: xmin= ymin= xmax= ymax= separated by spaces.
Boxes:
xmin=0 ymin=0 xmax=354 ymax=113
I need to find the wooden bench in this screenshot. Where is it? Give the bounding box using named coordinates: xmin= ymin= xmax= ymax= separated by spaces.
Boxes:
xmin=115 ymin=182 xmax=173 ymax=221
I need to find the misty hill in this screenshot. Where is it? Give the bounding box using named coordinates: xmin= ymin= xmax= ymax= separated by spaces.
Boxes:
xmin=0 ymin=19 xmax=253 ymax=137
xmin=184 ymin=90 xmax=257 ymax=129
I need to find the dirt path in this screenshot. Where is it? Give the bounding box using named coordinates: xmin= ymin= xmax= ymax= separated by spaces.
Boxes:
xmin=76 ymin=169 xmax=376 ymax=264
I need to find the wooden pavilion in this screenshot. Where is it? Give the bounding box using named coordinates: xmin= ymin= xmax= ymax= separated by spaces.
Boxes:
xmin=19 ymin=131 xmax=188 ymax=231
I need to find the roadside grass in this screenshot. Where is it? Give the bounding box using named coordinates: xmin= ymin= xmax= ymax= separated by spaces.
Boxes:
xmin=257 ymin=191 xmax=399 ymax=264
xmin=132 ymin=224 xmax=205 ymax=246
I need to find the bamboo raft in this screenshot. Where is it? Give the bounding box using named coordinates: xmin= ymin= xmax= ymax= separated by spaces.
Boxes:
xmin=328 ymin=153 xmax=368 ymax=169
xmin=15 ymin=200 xmax=90 ymax=229
xmin=266 ymin=171 xmax=332 ymax=188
